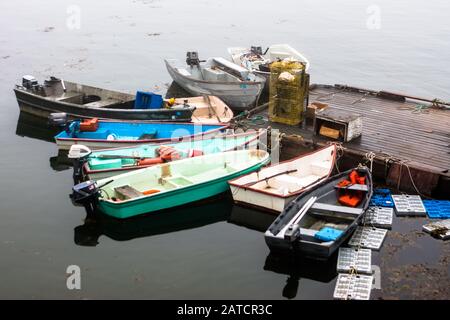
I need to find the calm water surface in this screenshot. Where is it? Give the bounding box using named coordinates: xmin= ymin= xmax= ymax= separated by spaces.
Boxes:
xmin=0 ymin=0 xmax=449 ymax=299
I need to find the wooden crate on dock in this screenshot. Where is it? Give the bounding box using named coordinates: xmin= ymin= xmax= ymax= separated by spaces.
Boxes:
xmin=313 ymin=108 xmax=362 ymax=142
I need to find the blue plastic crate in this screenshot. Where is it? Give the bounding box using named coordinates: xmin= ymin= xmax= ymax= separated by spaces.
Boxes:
xmin=314 ymin=227 xmax=344 ymax=242
xmin=134 ymin=91 xmax=163 ymax=109
xmin=369 ymin=188 xmax=394 ymax=207
xmin=423 ymin=200 xmax=450 ymax=219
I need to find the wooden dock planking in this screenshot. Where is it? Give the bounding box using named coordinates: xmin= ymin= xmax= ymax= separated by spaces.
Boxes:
xmin=242 ymin=84 xmax=449 ymax=197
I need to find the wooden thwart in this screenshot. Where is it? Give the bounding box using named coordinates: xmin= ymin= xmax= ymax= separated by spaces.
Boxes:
xmin=114 ymin=185 xmax=143 ymax=200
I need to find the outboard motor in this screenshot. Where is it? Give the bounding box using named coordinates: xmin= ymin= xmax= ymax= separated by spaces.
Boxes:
xmin=186 ymin=51 xmax=202 ymax=67
xmin=71 ymin=180 xmax=99 ymax=207
xmin=71 ymin=179 xmax=113 ymax=209
xmin=48 ymin=112 xmax=68 ymax=127
xmin=22 ymin=75 xmax=38 ymax=90
xmin=47 ymin=112 xmax=72 ymax=134
xmin=68 ymin=145 xmax=92 ymax=184
xmin=250 ymin=46 xmax=263 ymax=55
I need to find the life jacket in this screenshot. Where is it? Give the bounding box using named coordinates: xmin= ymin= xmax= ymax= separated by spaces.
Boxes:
xmin=187 ymin=149 xmax=204 ymax=158
xmin=156 ymin=146 xmax=203 ymax=161
xmin=337 ymin=170 xmax=366 ymax=207
xmin=157 ymin=146 xmax=182 ymax=161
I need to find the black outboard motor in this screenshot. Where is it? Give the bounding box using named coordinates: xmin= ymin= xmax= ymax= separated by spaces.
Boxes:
xmin=47 ymin=112 xmax=73 ymax=134
xmin=71 ymin=179 xmax=113 ymax=210
xmin=48 ymin=112 xmax=67 ymax=126
xmin=22 ymin=75 xmax=38 ymax=90
xmin=186 ymin=51 xmax=200 ymax=66
xmin=71 ymin=180 xmax=99 ymax=207
xmin=250 ymin=46 xmax=263 ymax=55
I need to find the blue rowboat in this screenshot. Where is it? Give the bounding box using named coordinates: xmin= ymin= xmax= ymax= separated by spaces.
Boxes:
xmin=55 ymin=119 xmax=228 ymax=150
xmin=73 ymin=130 xmax=264 ymax=181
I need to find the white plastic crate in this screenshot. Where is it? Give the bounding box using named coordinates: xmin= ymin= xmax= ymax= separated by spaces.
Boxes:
xmin=392 ymin=194 xmax=426 ymax=216
xmin=348 ymin=226 xmax=388 ymax=251
xmin=364 ymin=206 xmax=393 ymax=229
xmin=337 ymin=247 xmax=372 ymax=275
xmin=333 ymin=273 xmax=373 ymax=300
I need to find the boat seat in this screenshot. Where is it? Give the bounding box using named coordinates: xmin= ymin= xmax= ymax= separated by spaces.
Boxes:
xmin=268 ymin=174 xmax=321 ymax=193
xmin=177 ymin=68 xmax=191 ymax=77
xmin=83 ymin=98 xmax=121 ymax=108
xmin=165 ymin=176 xmax=193 ymax=187
xmin=311 ymin=203 xmax=363 ymax=216
xmin=203 ymin=67 xmax=228 ymax=81
xmin=77 ymin=129 xmax=111 ymax=139
xmin=334 ymin=184 xmax=369 ymax=192
xmin=310 ymin=160 xmax=331 ymax=176
xmin=55 ymin=92 xmax=84 ymax=102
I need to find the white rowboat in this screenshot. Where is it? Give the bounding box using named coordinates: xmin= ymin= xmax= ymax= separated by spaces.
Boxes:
xmin=228 ymin=145 xmax=336 ymax=213
xmin=165 ymin=57 xmax=265 ymax=111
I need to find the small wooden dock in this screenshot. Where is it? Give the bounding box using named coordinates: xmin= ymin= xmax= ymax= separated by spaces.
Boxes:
xmin=234 ymin=84 xmax=450 ymax=198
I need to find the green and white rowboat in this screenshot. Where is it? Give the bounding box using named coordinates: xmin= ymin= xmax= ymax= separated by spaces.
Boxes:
xmin=90 ymin=149 xmax=270 ymax=218
xmin=75 ymin=130 xmax=264 ymax=181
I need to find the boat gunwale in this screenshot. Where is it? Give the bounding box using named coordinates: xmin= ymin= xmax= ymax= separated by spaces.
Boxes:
xmin=83 ymin=130 xmax=266 ymax=175
xmin=164 ymin=59 xmax=266 ymax=86
xmin=228 ymin=144 xmax=337 ymax=199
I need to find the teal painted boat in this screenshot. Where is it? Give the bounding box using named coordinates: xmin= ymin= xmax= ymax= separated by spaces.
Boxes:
xmin=72 ymin=150 xmax=269 ymax=219
xmin=74 ymin=130 xmax=264 ymax=181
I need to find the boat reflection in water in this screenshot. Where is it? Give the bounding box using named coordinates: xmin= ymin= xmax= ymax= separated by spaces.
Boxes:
xmin=228 ymin=204 xmax=276 ymax=232
xmin=264 ymin=252 xmax=337 ymax=299
xmin=228 ymin=204 xmax=337 ymax=299
xmin=74 ymin=194 xmax=233 ymax=246
xmin=15 ymin=110 xmax=60 ymax=143
xmin=15 ymin=111 xmax=74 ymax=171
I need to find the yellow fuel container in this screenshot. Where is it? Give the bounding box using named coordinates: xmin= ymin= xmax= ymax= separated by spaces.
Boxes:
xmin=268 ymin=60 xmax=309 ymax=125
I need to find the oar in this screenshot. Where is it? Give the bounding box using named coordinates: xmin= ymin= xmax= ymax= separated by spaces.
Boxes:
xmin=241 ymin=169 xmax=298 ymax=188
xmin=284 ymin=196 xmax=317 ymax=242
xmin=95 ymin=154 xmax=146 ymax=160
xmin=203 ymin=95 xmax=222 ymax=123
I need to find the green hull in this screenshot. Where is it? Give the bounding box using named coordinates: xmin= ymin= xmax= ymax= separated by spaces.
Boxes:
xmin=98 ymin=151 xmax=270 ymax=219
xmin=98 ymin=162 xmax=267 ymax=218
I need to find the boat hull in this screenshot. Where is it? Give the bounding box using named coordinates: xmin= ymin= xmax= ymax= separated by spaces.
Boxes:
xmin=82 ymin=131 xmax=263 ymax=180
xmin=98 ymin=161 xmax=268 ymax=219
xmin=228 ymin=145 xmax=336 ymax=213
xmin=55 ymin=121 xmax=228 ymax=150
xmin=229 ymin=185 xmax=293 ymax=213
xmin=165 ymin=60 xmax=264 ymax=111
xmin=264 ymin=222 xmax=360 ymax=260
xmin=14 ymin=88 xmax=194 ymax=122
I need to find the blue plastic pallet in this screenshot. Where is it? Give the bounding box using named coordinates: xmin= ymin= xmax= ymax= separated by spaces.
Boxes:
xmin=369 ymin=188 xmax=394 ymax=208
xmin=423 ymin=200 xmax=450 ymax=219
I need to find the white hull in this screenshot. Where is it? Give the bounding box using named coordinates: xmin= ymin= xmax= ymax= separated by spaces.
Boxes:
xmin=165 ymin=59 xmax=265 ymax=111
xmin=229 ymin=145 xmax=336 ymax=213
xmin=230 ymin=185 xmax=294 ymax=213
xmin=173 ymin=96 xmax=234 ymax=124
